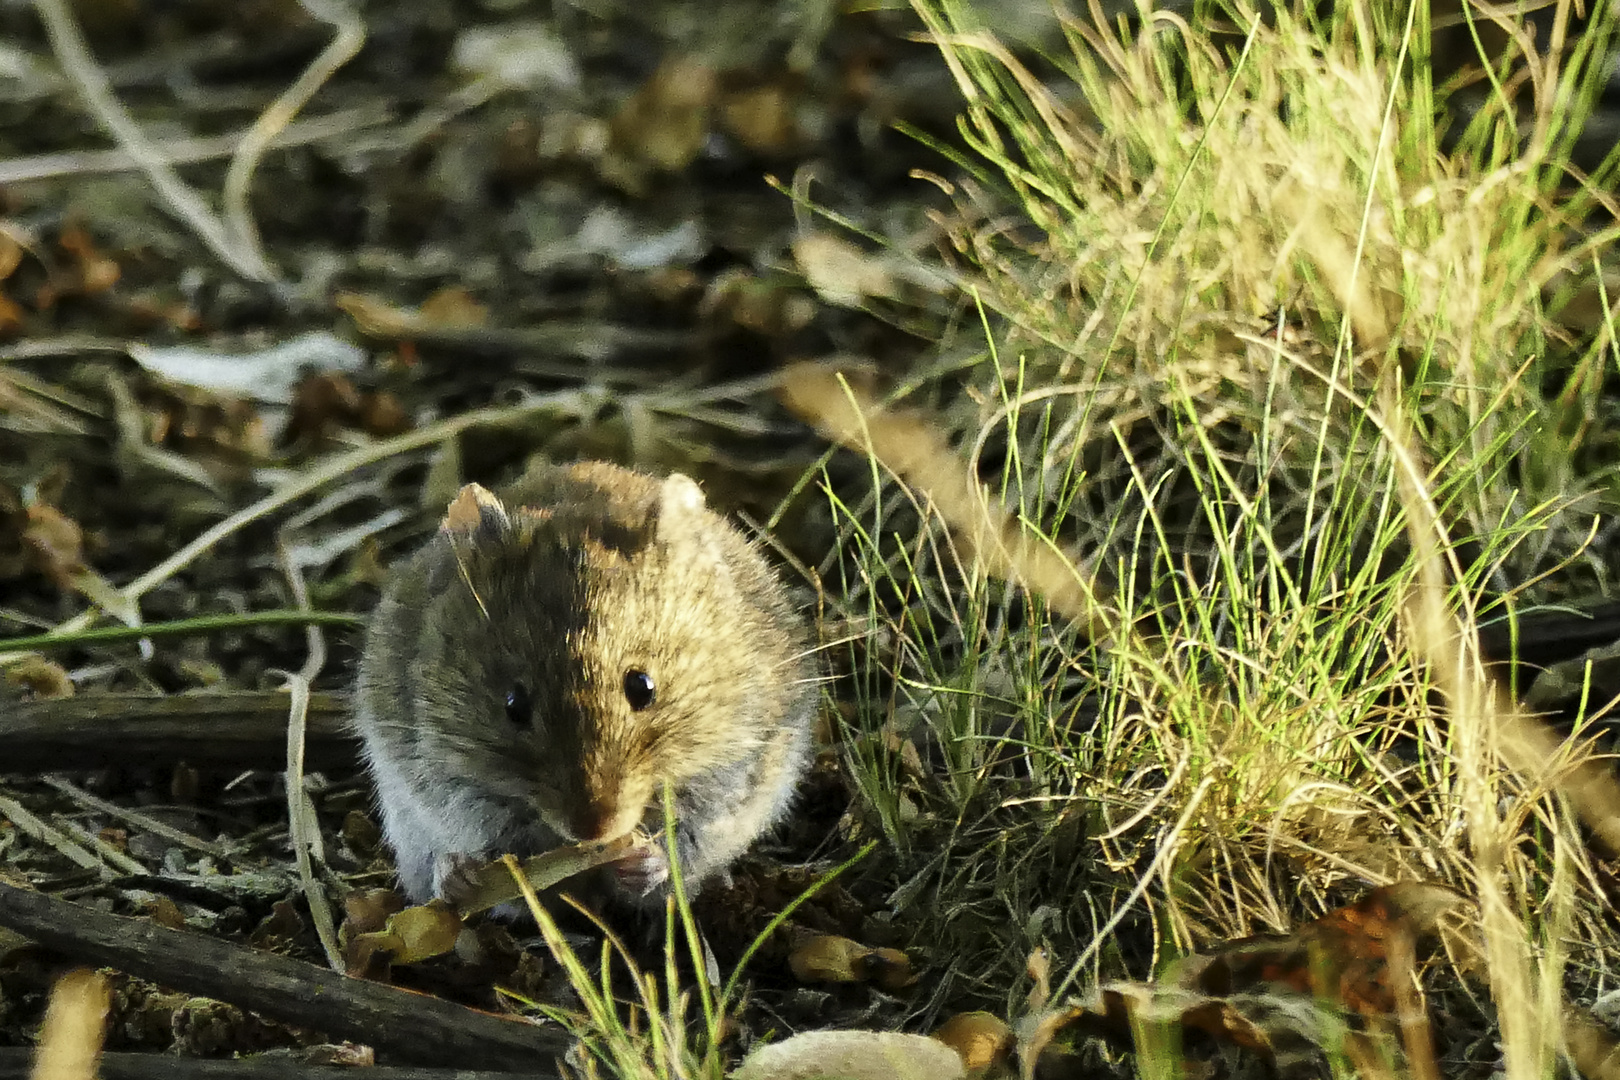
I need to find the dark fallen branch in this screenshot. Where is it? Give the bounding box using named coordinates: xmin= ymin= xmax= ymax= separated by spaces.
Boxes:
xmin=0 ymin=881 xmax=571 ymax=1069
xmin=0 ymin=1049 xmax=540 ymax=1080
xmin=0 ymin=692 xmax=356 ymax=773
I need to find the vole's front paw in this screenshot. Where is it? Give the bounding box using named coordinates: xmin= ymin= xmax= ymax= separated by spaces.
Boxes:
xmin=434 ymin=851 xmax=486 ymax=908
xmin=610 ymin=840 xmax=669 ymax=897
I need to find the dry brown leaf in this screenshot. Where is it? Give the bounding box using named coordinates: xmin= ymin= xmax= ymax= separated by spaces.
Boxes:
xmin=720 ymin=83 xmax=800 ymax=154
xmin=787 ymin=933 xmax=870 ymax=983
xmin=359 ymin=390 xmax=410 ymax=436
xmin=857 ymin=946 xmax=917 ymax=992
xmin=1043 ymin=983 xmax=1336 ymax=1077
xmin=22 ymin=502 xmax=86 ymax=590
xmin=58 ymin=224 xmax=120 ymax=294
xmin=37 ymin=224 xmax=120 ymax=309
xmin=285 ymin=373 xmax=412 ymax=446
xmin=3 ymin=655 xmax=74 ymax=698
xmin=0 ymin=229 xmax=22 ymax=279
xmin=142 ymin=897 xmax=187 ymax=931
xmin=250 ymin=899 xmax=306 ymax=950
xmin=335 ymin=288 xmax=487 ymax=341
xmin=0 ymin=295 xmax=23 ymax=335
xmin=601 ymin=56 xmax=717 ymax=192
xmin=334 ymin=291 xmax=420 ymax=337
xmin=1165 ymin=882 xmax=1474 ymax=1017
xmin=787 ymin=933 xmax=915 ymax=991
xmin=387 ymin=903 xmax=464 ymax=963
xmin=933 ymin=1011 xmax=1014 ymax=1077
xmin=417 ymin=285 xmax=489 ymax=328
xmin=792 ymin=233 xmax=895 ymax=308
xmin=344 ymin=930 xmax=397 ymax=982
xmin=140 ymin=383 xmax=272 ymax=466
xmin=341 ymin=888 xmax=405 ymax=938
xmin=345 ymin=901 xmax=464 ymax=973
xmin=1033 ymin=884 xmax=1479 ymax=1077
xmin=285 ymin=373 xmax=362 ymax=446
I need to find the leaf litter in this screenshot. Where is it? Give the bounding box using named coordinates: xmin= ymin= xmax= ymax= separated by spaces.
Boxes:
xmin=0 ymin=0 xmax=1617 ymax=1078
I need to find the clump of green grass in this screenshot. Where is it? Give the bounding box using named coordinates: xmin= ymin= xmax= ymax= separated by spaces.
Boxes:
xmin=813 ymin=0 xmax=1620 ymax=1061
xmin=490 ymin=794 xmax=876 ymax=1079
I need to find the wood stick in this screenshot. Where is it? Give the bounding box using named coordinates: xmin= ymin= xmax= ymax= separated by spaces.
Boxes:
xmin=0 ymin=1049 xmax=544 ymax=1080
xmin=0 ymin=692 xmax=356 ymax=773
xmin=0 ymin=881 xmax=570 ymax=1069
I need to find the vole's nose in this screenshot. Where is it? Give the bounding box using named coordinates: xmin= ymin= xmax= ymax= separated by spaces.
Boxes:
xmin=570 ymin=802 xmax=611 ymax=842
xmin=570 ymin=798 xmax=638 ymax=843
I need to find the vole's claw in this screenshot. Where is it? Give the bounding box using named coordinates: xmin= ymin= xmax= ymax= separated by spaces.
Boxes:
xmin=434 ymin=851 xmax=486 ymax=908
xmin=610 ymin=840 xmax=670 ymax=896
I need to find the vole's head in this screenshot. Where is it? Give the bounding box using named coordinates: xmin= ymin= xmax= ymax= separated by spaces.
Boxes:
xmin=410 ymin=466 xmax=804 ymax=845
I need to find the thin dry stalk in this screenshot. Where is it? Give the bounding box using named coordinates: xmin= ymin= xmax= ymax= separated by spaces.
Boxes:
xmin=222 ymin=0 xmax=364 ymax=269
xmin=0 ymin=103 xmax=390 ymax=185
xmin=29 ymin=0 xmax=276 ymax=282
xmin=276 ymin=537 xmax=342 ymax=972
xmin=1383 ymin=383 xmax=1547 ymax=1080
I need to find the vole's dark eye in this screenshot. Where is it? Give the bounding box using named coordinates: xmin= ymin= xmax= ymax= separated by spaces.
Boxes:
xmin=505 ymin=683 xmax=533 ymax=726
xmin=623 ymin=669 xmax=656 ymax=711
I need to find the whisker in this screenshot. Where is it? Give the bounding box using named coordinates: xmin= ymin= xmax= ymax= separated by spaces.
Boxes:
xmin=450 ymin=545 xmax=491 ymax=622
xmin=772 ymin=630 xmax=870 ymax=671
xmin=783 ymin=673 xmax=841 ymax=688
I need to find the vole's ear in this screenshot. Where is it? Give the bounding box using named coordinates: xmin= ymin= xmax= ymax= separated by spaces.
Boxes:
xmin=656 ymin=472 xmax=732 ymax=568
xmin=441 ymin=483 xmax=511 ymax=546
xmin=655 ymin=473 xmax=706 ymax=538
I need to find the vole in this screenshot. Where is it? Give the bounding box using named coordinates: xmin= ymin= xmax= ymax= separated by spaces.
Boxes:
xmin=352 ymin=459 xmax=819 ymax=907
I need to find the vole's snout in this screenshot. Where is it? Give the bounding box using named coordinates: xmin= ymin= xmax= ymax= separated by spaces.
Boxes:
xmin=569 ymin=796 xmax=643 ymax=843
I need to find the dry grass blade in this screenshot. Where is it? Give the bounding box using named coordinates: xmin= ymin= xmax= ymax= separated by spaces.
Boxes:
xmin=1380 ymin=380 xmax=1614 ymax=1080
xmin=28 ymin=390 xmax=595 ymax=650
xmin=0 ymin=103 xmax=391 ymax=185
xmin=29 ymin=969 xmax=109 ymax=1080
xmin=0 ymin=793 xmax=104 ymax=873
xmin=29 ymin=0 xmax=275 ymax=281
xmin=221 ymin=0 xmax=364 ymax=272
xmin=779 ymin=361 xmax=1117 ymax=640
xmin=452 ymin=836 xmax=633 ymax=916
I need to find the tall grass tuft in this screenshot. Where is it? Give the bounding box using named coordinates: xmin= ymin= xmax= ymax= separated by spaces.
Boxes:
xmin=811 ymin=0 xmax=1620 ymax=1054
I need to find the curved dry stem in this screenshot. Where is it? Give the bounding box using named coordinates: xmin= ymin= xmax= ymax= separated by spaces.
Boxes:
xmin=222 ymin=0 xmax=365 ymax=270
xmin=31 ymin=0 xmax=276 ymax=282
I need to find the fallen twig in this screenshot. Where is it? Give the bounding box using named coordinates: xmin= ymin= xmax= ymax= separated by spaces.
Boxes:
xmin=0 ymin=1049 xmax=542 ymax=1080
xmin=0 ymin=881 xmax=571 ymax=1069
xmin=0 ymin=691 xmax=354 ymax=773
